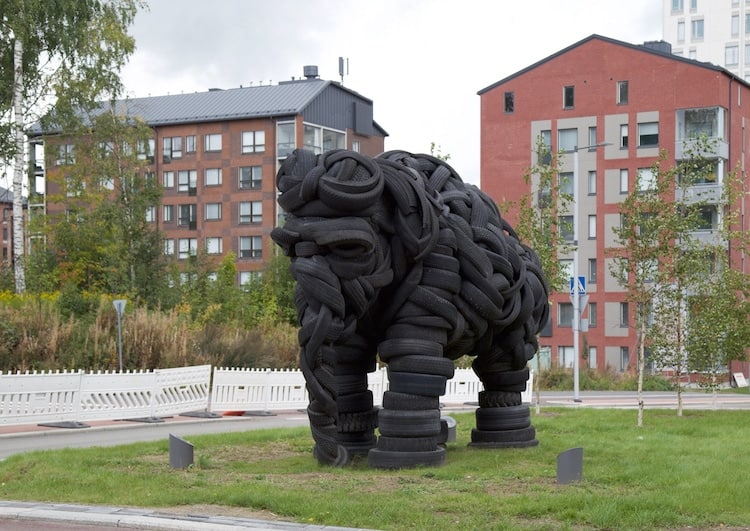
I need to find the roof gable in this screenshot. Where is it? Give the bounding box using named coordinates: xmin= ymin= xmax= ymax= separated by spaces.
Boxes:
xmin=478 ymin=34 xmax=738 ymax=95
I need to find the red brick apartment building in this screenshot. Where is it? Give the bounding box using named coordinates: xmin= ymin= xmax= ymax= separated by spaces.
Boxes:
xmin=32 ymin=68 xmax=387 ymax=284
xmin=479 ymin=35 xmax=750 ymax=372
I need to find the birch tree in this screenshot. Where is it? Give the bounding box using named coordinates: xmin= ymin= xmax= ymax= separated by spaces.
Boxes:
xmin=1 ymin=0 xmax=143 ymax=293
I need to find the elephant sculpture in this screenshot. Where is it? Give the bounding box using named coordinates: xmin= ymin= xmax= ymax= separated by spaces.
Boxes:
xmin=271 ymin=148 xmax=549 ymax=469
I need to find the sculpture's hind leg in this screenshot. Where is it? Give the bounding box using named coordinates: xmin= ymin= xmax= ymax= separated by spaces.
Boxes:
xmin=470 ymin=337 xmax=538 ymax=448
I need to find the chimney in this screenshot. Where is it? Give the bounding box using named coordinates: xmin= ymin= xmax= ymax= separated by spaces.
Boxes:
xmin=303 ymin=65 xmax=319 ymax=79
xmin=642 ymin=40 xmax=672 ymax=55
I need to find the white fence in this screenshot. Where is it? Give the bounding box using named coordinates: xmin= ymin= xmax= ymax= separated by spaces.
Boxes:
xmin=0 ymin=365 xmax=532 ymax=427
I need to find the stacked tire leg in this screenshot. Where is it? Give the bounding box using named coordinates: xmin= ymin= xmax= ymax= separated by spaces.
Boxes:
xmin=470 ymin=363 xmax=537 ymax=448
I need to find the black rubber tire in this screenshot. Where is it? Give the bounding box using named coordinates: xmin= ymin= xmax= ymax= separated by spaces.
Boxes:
xmin=378 ymin=338 xmax=444 ymax=361
xmin=381 ymin=391 xmax=440 ymax=411
xmin=469 ymin=425 xmax=537 ymax=445
xmin=336 ymin=391 xmax=373 ymax=413
xmin=387 ymin=355 xmax=455 ymax=378
xmin=387 ymin=370 xmax=447 ymax=397
xmin=377 ymin=435 xmax=439 ymax=452
xmin=368 ymin=447 xmax=446 ymax=469
xmin=377 ymin=408 xmax=441 ymax=437
xmin=478 ymin=390 xmax=523 ymax=408
xmin=475 ymin=405 xmax=531 ymax=431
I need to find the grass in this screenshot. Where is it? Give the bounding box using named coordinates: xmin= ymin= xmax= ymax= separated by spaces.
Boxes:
xmin=1 ymin=408 xmax=749 ymax=530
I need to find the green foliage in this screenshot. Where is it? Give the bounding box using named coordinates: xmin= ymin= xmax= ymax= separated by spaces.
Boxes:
xmin=503 ymin=137 xmax=574 ymax=294
xmin=537 ymin=367 xmax=675 ymax=391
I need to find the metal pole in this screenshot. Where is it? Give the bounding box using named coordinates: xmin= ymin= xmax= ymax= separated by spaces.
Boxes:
xmin=117 ymin=311 xmax=123 ymax=372
xmin=573 ymin=146 xmax=581 ymax=402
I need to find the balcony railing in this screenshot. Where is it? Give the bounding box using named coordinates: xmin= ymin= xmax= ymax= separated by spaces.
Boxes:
xmin=675 ymin=184 xmax=723 ymax=204
xmin=675 ymin=137 xmax=728 ymax=160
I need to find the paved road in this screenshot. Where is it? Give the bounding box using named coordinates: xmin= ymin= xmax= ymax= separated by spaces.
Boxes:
xmin=2 ymin=391 xmax=749 ymax=530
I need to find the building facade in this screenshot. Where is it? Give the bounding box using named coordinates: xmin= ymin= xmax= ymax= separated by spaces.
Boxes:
xmin=479 ymin=35 xmax=750 ymax=372
xmin=34 ymin=70 xmax=387 ymax=285
xmin=663 ymin=0 xmax=750 ymax=81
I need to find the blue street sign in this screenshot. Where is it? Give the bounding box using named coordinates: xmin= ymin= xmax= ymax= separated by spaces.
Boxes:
xmin=569 ymin=276 xmax=586 ymax=295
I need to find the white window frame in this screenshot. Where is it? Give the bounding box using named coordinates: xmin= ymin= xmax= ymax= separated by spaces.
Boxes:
xmin=178 ymin=238 xmax=198 ymax=259
xmin=164 ymin=239 xmax=175 ymax=256
xmin=205 ymin=168 xmax=222 ymax=186
xmin=239 ymin=166 xmax=262 ymax=190
xmin=239 ymin=201 xmax=262 ymax=224
xmin=163 ymin=205 xmax=174 ymax=223
xmin=206 ymin=236 xmax=222 ymax=254
xmin=239 ymin=236 xmax=262 ymax=259
xmin=205 ymin=203 xmax=222 ymax=221
xmin=163 ymin=171 xmax=175 ymax=188
xmin=588 ymin=214 xmax=596 ymax=239
xmin=204 ymin=133 xmax=222 ymax=152
xmin=241 ymin=130 xmax=265 ymax=154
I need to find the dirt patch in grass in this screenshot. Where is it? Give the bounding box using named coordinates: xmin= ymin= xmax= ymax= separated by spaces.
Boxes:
xmin=155 ymin=503 xmax=293 ymax=522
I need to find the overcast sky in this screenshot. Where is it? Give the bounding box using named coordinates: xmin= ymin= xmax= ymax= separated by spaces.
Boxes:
xmin=120 ymin=0 xmax=663 ymax=185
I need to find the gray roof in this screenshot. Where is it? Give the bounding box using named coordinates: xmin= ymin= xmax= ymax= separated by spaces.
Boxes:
xmin=118 ymin=78 xmax=335 ymax=126
xmin=30 ymin=78 xmax=386 ymax=135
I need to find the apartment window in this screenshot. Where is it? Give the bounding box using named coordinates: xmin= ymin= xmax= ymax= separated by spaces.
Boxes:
xmin=588 ymin=346 xmax=598 ymax=369
xmin=746 ymin=14 xmax=750 ymax=35
xmin=178 ymin=238 xmax=198 ymax=259
xmin=620 ymin=302 xmax=629 ymax=328
xmin=558 ymin=302 xmax=573 ymax=327
xmin=239 ymin=235 xmax=262 ymax=259
xmin=239 ymin=201 xmax=262 ymax=224
xmin=677 ymin=21 xmax=685 ymax=42
xmin=638 ymin=122 xmax=659 ymax=147
xmin=726 ymin=45 xmax=739 ymax=66
xmin=163 ymin=171 xmax=174 ymax=188
xmin=620 ymin=347 xmax=629 ymax=372
xmin=620 ymin=169 xmax=629 ymax=193
xmin=617 ymin=81 xmax=629 ymax=105
xmin=145 ymin=206 xmax=156 ymax=223
xmin=558 ymin=172 xmax=574 ymax=195
xmin=204 ymin=133 xmax=222 ymax=152
xmin=101 ymin=176 xmax=115 ymax=191
xmin=587 ymin=303 xmax=597 ymax=328
xmin=206 ymin=237 xmax=222 ymax=254
xmin=698 ymin=205 xmax=719 ymax=230
xmin=163 ymin=136 xmax=182 ymax=161
xmin=559 ymin=215 xmax=574 ymax=241
xmin=560 ymin=259 xmax=573 ymax=281
xmin=638 ymin=168 xmax=656 ymax=192
xmin=304 ymin=124 xmax=346 ymax=154
xmin=588 ymin=215 xmax=596 ymax=239
xmin=163 ymin=239 xmax=175 ymax=256
xmin=691 ymin=19 xmax=704 ymax=40
xmin=588 ymin=258 xmax=597 ymax=284
xmin=277 ymin=122 xmax=295 ymax=158
xmin=587 ymin=127 xmax=597 ymax=149
xmin=57 ymin=144 xmax=74 ymax=166
xmin=672 ymin=0 xmax=683 ymax=11
xmin=563 ymin=85 xmax=575 ymax=109
xmin=538 ymin=130 xmax=552 ymax=165
xmin=162 ymin=205 xmax=174 ymax=223
xmin=745 ymin=44 xmax=750 ymax=65
xmin=137 ymin=139 xmax=155 ymax=162
xmin=239 ymin=166 xmax=262 ymax=190
xmin=177 ymin=170 xmax=197 ymax=193
xmin=352 ymin=140 xmax=361 ymax=152
xmin=504 ymin=91 xmax=514 ymax=113
xmin=178 ymin=204 xmax=197 ymax=228
xmin=733 ymin=14 xmax=740 ymax=38
xmin=205 ymin=203 xmax=222 ymax=221
xmin=558 ymin=346 xmax=574 ymax=369
xmin=588 ymin=170 xmax=597 ymax=195
xmin=205 ymin=168 xmax=222 ymax=186
xmin=558 ymin=128 xmax=577 ymax=152
xmin=241 ymin=130 xmax=265 ymax=154
xmin=185 ymin=135 xmax=196 ymax=153
xmin=620 ymin=124 xmax=629 ymax=148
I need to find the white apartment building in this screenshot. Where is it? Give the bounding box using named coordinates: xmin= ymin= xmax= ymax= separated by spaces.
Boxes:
xmin=663 ymin=0 xmax=750 ymax=80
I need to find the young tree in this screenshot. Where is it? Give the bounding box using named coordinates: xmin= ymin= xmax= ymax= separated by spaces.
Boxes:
xmin=41 ymin=109 xmax=165 ymax=305
xmin=1 ymin=0 xmax=143 ymax=293
xmin=502 ymin=139 xmax=574 ymax=412
xmin=611 ymin=139 xmax=725 ymax=424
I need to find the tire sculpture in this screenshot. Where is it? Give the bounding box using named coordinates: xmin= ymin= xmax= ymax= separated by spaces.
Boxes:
xmin=270 ymin=149 xmax=550 ymax=469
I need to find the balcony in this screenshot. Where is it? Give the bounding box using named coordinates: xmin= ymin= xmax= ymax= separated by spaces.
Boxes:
xmin=675 ymin=184 xmax=722 ymax=204
xmin=686 ymin=230 xmax=727 ymax=249
xmin=674 ymin=137 xmax=728 ymax=161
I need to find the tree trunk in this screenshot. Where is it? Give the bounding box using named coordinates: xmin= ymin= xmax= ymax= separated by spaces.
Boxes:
xmin=12 ymin=36 xmax=26 ymax=294
xmin=637 ymin=316 xmax=645 ymax=427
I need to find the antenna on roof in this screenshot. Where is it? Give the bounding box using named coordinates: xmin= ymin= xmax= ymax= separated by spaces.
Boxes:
xmin=338 ymin=56 xmax=349 ymax=85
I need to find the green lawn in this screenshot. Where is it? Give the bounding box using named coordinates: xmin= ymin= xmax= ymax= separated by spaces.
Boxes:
xmin=1 ymin=408 xmax=748 ymax=530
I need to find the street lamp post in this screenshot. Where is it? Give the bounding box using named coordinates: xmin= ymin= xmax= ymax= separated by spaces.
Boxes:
xmin=571 ymin=142 xmax=610 ymax=402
